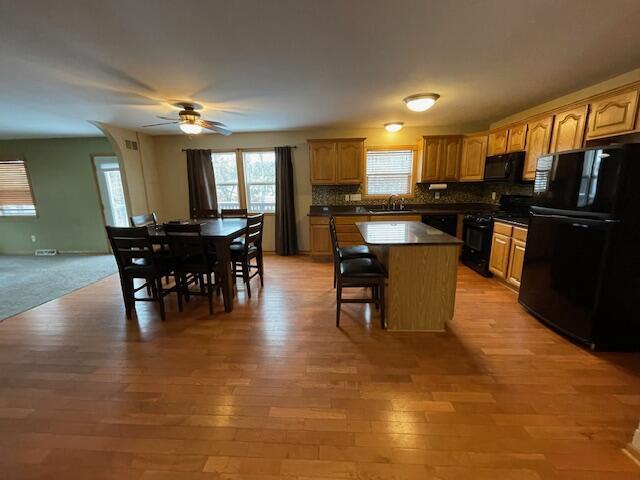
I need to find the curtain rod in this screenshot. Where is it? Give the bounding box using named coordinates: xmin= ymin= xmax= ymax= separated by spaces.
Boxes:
xmin=181 ymin=146 xmax=297 ymax=152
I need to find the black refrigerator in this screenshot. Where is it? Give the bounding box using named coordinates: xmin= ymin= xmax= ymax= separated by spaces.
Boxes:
xmin=518 ymin=144 xmax=640 ymax=350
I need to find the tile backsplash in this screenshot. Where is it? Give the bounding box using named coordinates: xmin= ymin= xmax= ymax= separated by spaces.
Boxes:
xmin=312 ymin=182 xmax=534 ymax=206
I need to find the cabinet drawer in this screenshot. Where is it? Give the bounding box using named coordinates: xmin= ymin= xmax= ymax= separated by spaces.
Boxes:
xmin=493 ymin=222 xmax=513 ymax=236
xmin=513 ymin=227 xmax=528 ymax=242
xmin=335 ymin=224 xmax=361 ymax=234
xmin=337 ymin=233 xmax=365 ymax=244
xmin=309 ymin=216 xmax=329 ymax=225
xmin=370 ymin=214 xmax=422 ymax=222
xmin=334 ymin=215 xmax=368 ymax=224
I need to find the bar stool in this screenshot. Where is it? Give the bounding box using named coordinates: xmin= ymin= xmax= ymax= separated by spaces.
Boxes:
xmin=329 ymin=216 xmax=376 ymax=288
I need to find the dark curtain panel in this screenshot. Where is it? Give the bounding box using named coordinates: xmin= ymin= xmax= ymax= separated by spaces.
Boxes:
xmin=275 ymin=146 xmax=298 ymax=255
xmin=185 ymin=149 xmax=218 ymax=218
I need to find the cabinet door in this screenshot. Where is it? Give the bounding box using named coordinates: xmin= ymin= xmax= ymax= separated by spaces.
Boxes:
xmin=336 ymin=141 xmax=363 ymax=184
xmin=460 ymin=135 xmax=487 ymax=181
xmin=488 ymin=129 xmax=509 ymax=156
xmin=523 ymin=116 xmax=554 ymax=181
xmin=309 ymin=142 xmax=336 ymax=184
xmin=440 ymin=137 xmax=461 ymax=181
xmin=310 ymin=224 xmax=331 ymax=255
xmin=421 ymin=137 xmax=442 ymax=182
xmin=550 ymin=105 xmax=588 ymax=153
xmin=507 ymin=239 xmax=526 ymax=288
xmin=586 ymin=89 xmax=639 ymax=139
xmin=507 ymin=124 xmax=527 ymax=152
xmin=489 ymin=233 xmax=511 ymax=278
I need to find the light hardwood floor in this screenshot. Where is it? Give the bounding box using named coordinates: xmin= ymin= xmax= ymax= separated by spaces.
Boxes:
xmin=0 ymin=256 xmax=639 ymax=479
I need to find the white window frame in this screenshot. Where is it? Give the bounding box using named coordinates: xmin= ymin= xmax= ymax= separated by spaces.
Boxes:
xmin=210 ymin=148 xmax=276 ymax=214
xmin=0 ymin=158 xmax=37 ymax=217
xmin=211 ymin=151 xmax=242 ymax=210
xmin=242 ymin=150 xmax=276 ymax=214
xmin=363 ymin=146 xmax=417 ymax=198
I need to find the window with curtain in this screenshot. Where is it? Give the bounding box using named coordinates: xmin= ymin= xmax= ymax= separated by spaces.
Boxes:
xmin=364 ymin=149 xmax=415 ymax=196
xmin=242 ymin=150 xmax=276 ymax=213
xmin=211 ymin=152 xmax=241 ymax=209
xmin=0 ymin=159 xmax=37 ymax=216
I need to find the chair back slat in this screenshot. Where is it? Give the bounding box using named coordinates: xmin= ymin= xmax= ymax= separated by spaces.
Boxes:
xmin=130 ymin=213 xmax=157 ymax=227
xmin=106 ymin=226 xmax=157 ymax=271
xmin=163 ymin=223 xmax=212 ymax=262
xmin=244 ymin=214 xmax=264 ymax=252
xmin=221 ymin=208 xmax=248 ymax=219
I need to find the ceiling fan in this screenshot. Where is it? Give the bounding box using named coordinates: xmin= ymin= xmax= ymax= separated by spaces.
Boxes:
xmin=142 ymin=102 xmax=232 ymax=135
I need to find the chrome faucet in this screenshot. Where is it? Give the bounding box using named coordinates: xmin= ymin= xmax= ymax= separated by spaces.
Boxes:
xmin=387 ymin=194 xmax=399 ymax=211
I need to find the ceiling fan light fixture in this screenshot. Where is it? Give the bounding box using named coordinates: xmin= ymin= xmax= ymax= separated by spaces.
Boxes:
xmin=179 ymin=121 xmax=203 ymax=135
xmin=403 ymin=93 xmax=440 ymax=112
xmin=384 ymin=122 xmax=404 ymax=132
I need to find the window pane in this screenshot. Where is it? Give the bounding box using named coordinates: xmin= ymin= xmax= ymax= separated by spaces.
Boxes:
xmin=365 ymin=149 xmax=414 ymax=195
xmin=243 ymin=151 xmax=276 ymax=212
xmin=211 ymin=152 xmax=240 ymax=209
xmin=0 ymin=160 xmax=36 ymax=216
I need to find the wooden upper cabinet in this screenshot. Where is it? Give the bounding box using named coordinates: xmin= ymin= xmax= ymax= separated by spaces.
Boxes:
xmin=418 ymin=136 xmax=462 ymax=182
xmin=420 ymin=137 xmax=442 ymax=182
xmin=523 ymin=116 xmax=554 ymax=181
xmin=309 ymin=141 xmax=336 ymax=184
xmin=487 ymin=129 xmax=509 ymax=156
xmin=550 ymin=105 xmax=588 ymax=153
xmin=507 ymin=124 xmax=527 ymax=152
xmin=309 ymin=138 xmax=364 ymax=185
xmin=460 ymin=134 xmax=488 ymax=182
xmin=441 ymin=137 xmax=462 ymax=181
xmin=586 ymin=89 xmax=638 ymax=139
xmin=336 ymin=140 xmax=364 ymax=184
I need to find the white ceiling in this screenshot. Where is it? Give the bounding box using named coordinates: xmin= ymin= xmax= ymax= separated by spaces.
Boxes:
xmin=1 ymin=0 xmax=640 ymax=138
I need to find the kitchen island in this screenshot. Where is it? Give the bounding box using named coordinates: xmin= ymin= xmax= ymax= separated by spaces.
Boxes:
xmin=356 ymin=221 xmax=463 ymax=331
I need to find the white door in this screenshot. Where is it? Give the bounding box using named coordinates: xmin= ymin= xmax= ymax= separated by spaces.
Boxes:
xmin=93 ymin=156 xmax=128 ymax=227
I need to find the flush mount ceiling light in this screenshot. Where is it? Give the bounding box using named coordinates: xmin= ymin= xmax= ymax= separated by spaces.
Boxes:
xmin=384 ymin=122 xmax=404 ymax=132
xmin=403 ymin=93 xmax=440 ymax=112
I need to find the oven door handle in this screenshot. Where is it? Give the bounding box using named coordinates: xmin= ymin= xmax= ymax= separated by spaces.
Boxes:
xmin=466 ymin=224 xmax=489 ymax=230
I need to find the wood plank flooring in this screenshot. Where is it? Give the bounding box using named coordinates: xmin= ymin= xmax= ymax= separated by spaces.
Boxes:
xmin=0 ymin=255 xmax=639 ymax=479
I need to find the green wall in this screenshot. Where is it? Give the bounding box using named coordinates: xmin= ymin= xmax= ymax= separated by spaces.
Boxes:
xmin=0 ymin=137 xmax=114 ymax=253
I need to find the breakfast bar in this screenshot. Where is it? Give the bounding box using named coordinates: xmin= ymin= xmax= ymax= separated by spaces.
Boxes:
xmin=356 ymin=220 xmax=463 ymax=331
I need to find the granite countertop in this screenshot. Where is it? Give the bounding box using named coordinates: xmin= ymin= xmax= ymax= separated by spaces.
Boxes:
xmin=309 ymin=203 xmax=498 ymax=217
xmin=356 ymin=221 xmax=464 ymax=246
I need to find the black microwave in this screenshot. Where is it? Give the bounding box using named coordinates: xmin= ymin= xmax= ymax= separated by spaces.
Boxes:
xmin=484 ymin=152 xmax=526 ymax=183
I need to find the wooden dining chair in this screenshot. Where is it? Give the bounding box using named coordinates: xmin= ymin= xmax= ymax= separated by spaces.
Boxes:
xmin=195 ymin=209 xmax=219 ymax=219
xmin=130 ymin=213 xmax=158 ymax=227
xmin=163 ymin=223 xmax=222 ymax=315
xmin=221 ymin=208 xmax=248 ymax=219
xmin=231 ymin=213 xmax=264 ymax=298
xmin=329 ymin=217 xmax=386 ymax=328
xmin=106 ymin=226 xmax=175 ymax=321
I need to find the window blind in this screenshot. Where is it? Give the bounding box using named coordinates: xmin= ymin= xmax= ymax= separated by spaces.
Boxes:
xmin=0 ymin=160 xmax=36 ymax=216
xmin=365 ymin=149 xmax=414 ymax=195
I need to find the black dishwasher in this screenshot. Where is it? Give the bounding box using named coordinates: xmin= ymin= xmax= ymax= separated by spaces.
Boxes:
xmin=422 ymin=214 xmax=457 ymax=236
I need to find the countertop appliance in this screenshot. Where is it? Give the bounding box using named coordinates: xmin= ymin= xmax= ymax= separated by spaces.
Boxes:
xmin=484 ymin=151 xmax=526 ymax=183
xmin=518 ymin=145 xmax=640 ymax=350
xmin=461 ymin=194 xmax=535 ymax=276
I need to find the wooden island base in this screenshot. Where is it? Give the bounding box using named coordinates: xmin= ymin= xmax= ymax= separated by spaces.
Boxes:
xmin=374 ymin=244 xmax=459 ymax=331
xmin=356 ymin=221 xmax=463 ymax=332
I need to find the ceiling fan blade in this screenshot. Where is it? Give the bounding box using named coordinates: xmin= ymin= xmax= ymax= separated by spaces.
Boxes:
xmin=142 ymin=121 xmax=179 ymax=127
xmin=157 ymin=116 xmax=180 ymax=121
xmin=202 ymin=121 xmax=232 ymax=136
xmin=201 ymin=119 xmax=226 ymax=127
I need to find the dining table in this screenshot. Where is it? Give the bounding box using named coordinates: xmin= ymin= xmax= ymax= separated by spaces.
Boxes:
xmin=148 ymin=218 xmax=247 ymax=313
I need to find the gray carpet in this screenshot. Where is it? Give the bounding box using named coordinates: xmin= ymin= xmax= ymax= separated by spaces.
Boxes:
xmin=0 ymin=254 xmax=117 ymax=321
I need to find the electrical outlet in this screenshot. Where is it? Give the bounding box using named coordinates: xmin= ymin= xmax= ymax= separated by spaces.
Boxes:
xmin=344 ymin=194 xmax=350 ymax=201
xmin=30 ymin=234 xmax=36 ymax=243
xmin=351 ymin=193 xmax=362 ymax=201
xmin=434 ymin=192 xmax=441 ymax=200
xmin=492 ymin=191 xmax=497 ymax=200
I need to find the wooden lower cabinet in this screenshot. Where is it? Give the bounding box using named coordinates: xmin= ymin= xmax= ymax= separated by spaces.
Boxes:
xmin=489 ymin=233 xmax=511 ymax=278
xmin=310 ymin=220 xmax=331 ymax=256
xmin=489 ymin=221 xmax=528 ymax=290
xmin=507 ymin=239 xmax=526 ymax=287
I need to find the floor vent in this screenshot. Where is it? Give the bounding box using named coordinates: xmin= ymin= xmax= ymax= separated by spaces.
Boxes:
xmin=35 ymin=249 xmax=58 ymax=256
